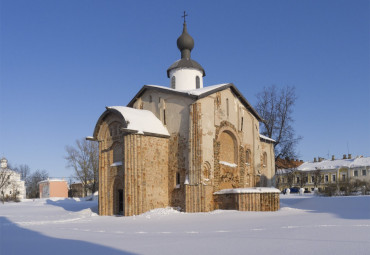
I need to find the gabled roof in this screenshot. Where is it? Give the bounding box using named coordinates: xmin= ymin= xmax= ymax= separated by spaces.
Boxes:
xmin=93 ymin=106 xmax=170 ymax=139
xmin=127 ymin=83 xmax=263 ymax=121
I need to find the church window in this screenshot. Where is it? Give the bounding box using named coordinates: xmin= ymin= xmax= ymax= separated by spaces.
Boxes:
xmin=226 ymin=98 xmax=229 ymax=117
xmin=246 ymin=150 xmax=251 ymax=165
xmin=196 ymin=76 xmax=200 ymax=89
xmin=219 ymin=131 xmax=237 ymax=164
xmin=171 ymin=76 xmax=176 ymax=89
xmin=176 ymin=172 xmax=180 ymax=187
xmin=163 ymin=109 xmax=166 ymax=125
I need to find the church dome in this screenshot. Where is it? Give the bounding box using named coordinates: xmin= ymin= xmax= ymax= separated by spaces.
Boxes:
xmin=177 ymin=23 xmax=194 ymax=56
xmin=167 ymin=20 xmax=205 ymax=78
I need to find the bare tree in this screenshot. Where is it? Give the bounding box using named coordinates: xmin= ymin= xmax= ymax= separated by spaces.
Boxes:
xmin=0 ymin=168 xmax=13 ymax=203
xmin=313 ymin=169 xmax=323 ymax=188
xmin=15 ymin=164 xmax=30 ymax=181
xmin=27 ymin=170 xmax=49 ymax=198
xmin=286 ymin=169 xmax=295 ymax=188
xmin=65 ymin=138 xmax=99 ymax=196
xmin=297 ymin=171 xmax=308 ymax=188
xmin=255 ymin=85 xmax=302 ymax=160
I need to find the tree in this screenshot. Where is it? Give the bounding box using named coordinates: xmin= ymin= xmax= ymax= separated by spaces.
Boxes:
xmin=15 ymin=164 xmax=31 ymax=181
xmin=296 ymin=171 xmax=308 ymax=188
xmin=286 ymin=169 xmax=295 ymax=188
xmin=65 ymin=138 xmax=99 ymax=196
xmin=0 ymin=168 xmax=13 ymax=203
xmin=27 ymin=170 xmax=49 ymax=198
xmin=255 ymin=85 xmax=302 ymax=160
xmin=313 ymin=169 xmax=323 ymax=188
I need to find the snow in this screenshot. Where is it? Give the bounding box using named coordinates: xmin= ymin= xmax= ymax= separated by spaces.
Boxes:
xmin=1 ymin=195 xmax=370 ymax=255
xmin=298 ymin=156 xmax=370 ymax=171
xmin=219 ymin=161 xmax=237 ymax=167
xmin=259 ymin=134 xmax=276 ymax=142
xmin=110 ymin=161 xmax=123 ymax=167
xmin=214 ymin=187 xmax=281 ymax=194
xmin=107 ymin=106 xmax=170 ymax=137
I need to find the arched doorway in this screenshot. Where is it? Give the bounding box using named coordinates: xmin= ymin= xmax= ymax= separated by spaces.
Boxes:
xmin=218 ymin=130 xmax=239 ymax=189
xmin=112 ymin=175 xmax=124 ymax=215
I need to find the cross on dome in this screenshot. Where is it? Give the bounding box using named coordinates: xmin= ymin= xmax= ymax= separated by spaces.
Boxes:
xmin=182 ymin=11 xmax=188 ymax=23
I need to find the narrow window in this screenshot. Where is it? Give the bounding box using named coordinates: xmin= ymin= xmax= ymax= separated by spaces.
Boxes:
xmin=226 ymin=98 xmax=229 ymax=117
xmin=342 ymin=174 xmax=346 ymax=181
xmin=362 ymin=169 xmax=367 ymax=176
xmin=196 ymin=76 xmax=200 ymax=89
xmin=332 ymin=174 xmax=336 ymax=182
xmin=324 ymin=175 xmax=328 ymax=182
xmin=354 ymin=170 xmax=358 ymax=177
xmin=149 ymin=95 xmax=152 ymax=103
xmin=245 ymin=150 xmax=251 ymax=165
xmin=171 ymin=76 xmax=176 ymax=89
xmin=241 ymin=117 xmax=244 ymax=131
xmin=163 ymin=109 xmax=166 ymax=125
xmin=296 ymin=176 xmax=300 ymax=183
xmin=311 ymin=176 xmax=314 ymax=183
xmin=176 ymin=172 xmax=180 ymax=188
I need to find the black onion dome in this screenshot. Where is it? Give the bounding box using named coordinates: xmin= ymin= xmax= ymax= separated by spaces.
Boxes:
xmin=167 ymin=22 xmax=205 ymax=78
xmin=177 ymin=23 xmax=194 ymax=54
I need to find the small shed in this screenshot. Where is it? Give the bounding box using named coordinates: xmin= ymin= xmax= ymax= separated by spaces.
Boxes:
xmin=38 ymin=179 xmax=68 ymax=198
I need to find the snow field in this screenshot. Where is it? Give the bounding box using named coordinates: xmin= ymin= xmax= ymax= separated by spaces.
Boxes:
xmin=1 ymin=195 xmax=370 ymax=255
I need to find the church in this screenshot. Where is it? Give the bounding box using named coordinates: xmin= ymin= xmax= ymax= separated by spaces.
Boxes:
xmin=90 ymin=18 xmax=280 ymax=216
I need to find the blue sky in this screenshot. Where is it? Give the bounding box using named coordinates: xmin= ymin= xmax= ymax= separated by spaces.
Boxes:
xmin=1 ymin=0 xmax=369 ymax=178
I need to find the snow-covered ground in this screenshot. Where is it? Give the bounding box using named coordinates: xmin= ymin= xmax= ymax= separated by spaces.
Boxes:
xmin=1 ymin=195 xmax=369 ymax=255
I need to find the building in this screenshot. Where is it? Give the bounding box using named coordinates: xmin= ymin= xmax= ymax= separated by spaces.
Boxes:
xmin=69 ymin=182 xmax=92 ymax=197
xmin=38 ymin=179 xmax=68 ymax=198
xmin=90 ymin=19 xmax=279 ymax=216
xmin=277 ymin=154 xmax=370 ymax=192
xmin=0 ymin=157 xmax=26 ymax=200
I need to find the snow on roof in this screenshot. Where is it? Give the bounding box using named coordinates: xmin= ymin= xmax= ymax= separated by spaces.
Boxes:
xmin=144 ymin=84 xmax=229 ymax=97
xmin=38 ymin=179 xmax=67 ymax=184
xmin=297 ymin=156 xmax=370 ymax=171
xmin=259 ymin=134 xmax=275 ymax=143
xmin=107 ymin=106 xmax=170 ymax=137
xmin=214 ymin=187 xmax=281 ymax=195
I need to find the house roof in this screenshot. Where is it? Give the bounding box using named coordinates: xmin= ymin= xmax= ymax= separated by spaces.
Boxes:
xmin=93 ymin=106 xmax=170 ymax=139
xmin=296 ymin=156 xmax=370 ymax=171
xmin=127 ymin=83 xmax=263 ymax=121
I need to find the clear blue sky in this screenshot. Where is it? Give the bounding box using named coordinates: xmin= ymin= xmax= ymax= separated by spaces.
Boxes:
xmin=1 ymin=0 xmax=369 ymax=178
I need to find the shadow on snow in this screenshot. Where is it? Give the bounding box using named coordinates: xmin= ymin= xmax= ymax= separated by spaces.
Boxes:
xmin=46 ymin=198 xmax=98 ymax=213
xmin=280 ymin=195 xmax=370 ymax=220
xmin=0 ymin=217 xmax=137 ymax=255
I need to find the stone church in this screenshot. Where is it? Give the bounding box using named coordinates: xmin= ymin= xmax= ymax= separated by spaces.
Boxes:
xmin=90 ymin=20 xmax=279 ymax=216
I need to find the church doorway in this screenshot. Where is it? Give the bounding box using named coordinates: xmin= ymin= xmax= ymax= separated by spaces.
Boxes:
xmin=112 ymin=177 xmax=124 ymax=215
xmin=118 ymin=189 xmax=123 ymax=214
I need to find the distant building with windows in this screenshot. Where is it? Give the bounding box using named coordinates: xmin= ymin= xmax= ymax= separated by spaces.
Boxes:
xmin=277 ymin=154 xmax=370 ymax=192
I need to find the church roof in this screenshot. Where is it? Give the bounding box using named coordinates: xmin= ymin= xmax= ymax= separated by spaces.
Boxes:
xmin=93 ymin=106 xmax=170 ymax=138
xmin=127 ymin=83 xmax=263 ymax=121
xmin=167 ymin=58 xmax=205 ymax=78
